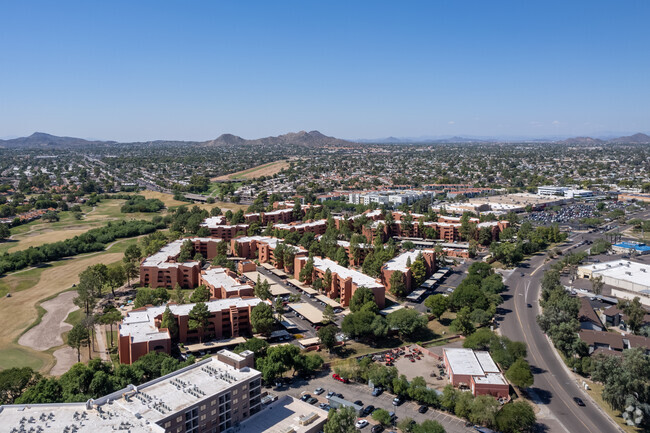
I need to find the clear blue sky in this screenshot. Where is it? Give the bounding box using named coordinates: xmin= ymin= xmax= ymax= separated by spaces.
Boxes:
xmin=1 ymin=1 xmax=648 ymax=141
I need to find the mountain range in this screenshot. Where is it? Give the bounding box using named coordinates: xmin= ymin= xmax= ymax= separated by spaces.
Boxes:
xmin=1 ymin=131 xmax=649 ymax=148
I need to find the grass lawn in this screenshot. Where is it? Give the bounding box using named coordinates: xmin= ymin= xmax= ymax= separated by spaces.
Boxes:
xmin=583 ymin=379 xmax=641 ymax=433
xmin=64 ymin=309 xmax=84 ymax=327
xmin=0 ymin=345 xmax=52 ymax=371
xmin=427 ymin=312 xmax=456 ymax=336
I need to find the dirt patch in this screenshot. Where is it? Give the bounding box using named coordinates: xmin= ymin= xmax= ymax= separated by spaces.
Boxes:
xmin=213 ymin=160 xmax=290 ymax=181
xmin=50 ymin=347 xmax=78 ymax=376
xmin=7 ymin=229 xmax=91 ymax=253
xmin=18 ymin=291 xmax=79 ymax=351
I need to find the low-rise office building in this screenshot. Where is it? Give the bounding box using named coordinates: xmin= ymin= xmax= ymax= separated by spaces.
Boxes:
xmin=118 ymin=298 xmax=265 ymax=364
xmin=443 ymin=348 xmax=509 ymax=399
xmin=577 ymin=259 xmax=650 ymax=306
xmin=140 ymin=238 xmax=224 ymax=289
xmin=0 ymin=350 xmax=264 ymax=433
xmin=294 ymin=256 xmax=385 ymax=309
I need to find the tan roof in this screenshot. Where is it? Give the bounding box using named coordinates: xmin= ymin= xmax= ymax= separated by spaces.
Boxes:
xmin=579 ymin=330 xmax=625 ymax=351
xmin=578 ymin=298 xmax=604 ymax=328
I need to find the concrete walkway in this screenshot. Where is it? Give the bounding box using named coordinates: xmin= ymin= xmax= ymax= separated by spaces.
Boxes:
xmin=94 ymin=324 xmax=111 ymax=362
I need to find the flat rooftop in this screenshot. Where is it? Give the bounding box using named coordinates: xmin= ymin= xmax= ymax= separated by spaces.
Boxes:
xmin=305 ymin=256 xmax=383 ymax=289
xmin=474 ymin=373 xmax=508 ymax=385
xmin=579 ymin=259 xmax=650 ymax=289
xmin=445 ymin=348 xmax=485 ymax=376
xmin=201 ymin=267 xmax=251 ymax=293
xmin=142 ymin=238 xmax=222 ymax=269
xmin=201 ymin=215 xmax=226 ymax=227
xmin=235 ymin=395 xmax=327 ymax=433
xmin=384 ymin=250 xmax=434 ymax=272
xmin=288 ymin=302 xmax=324 ymax=324
xmin=120 ymin=298 xmax=265 ymax=343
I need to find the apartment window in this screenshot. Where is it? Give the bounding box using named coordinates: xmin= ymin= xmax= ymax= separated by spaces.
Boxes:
xmin=164 ymin=421 xmax=171 ymax=428
xmin=200 ymin=404 xmax=206 ymax=410
xmin=211 ymin=399 xmax=216 ymax=406
xmin=185 ymin=408 xmax=199 ymax=433
xmin=200 ymin=414 xmax=206 ymax=421
xmin=211 ymin=409 xmax=216 ymax=416
xmin=176 ymin=416 xmax=183 ymax=423
xmin=232 ymin=389 xmax=238 ymax=396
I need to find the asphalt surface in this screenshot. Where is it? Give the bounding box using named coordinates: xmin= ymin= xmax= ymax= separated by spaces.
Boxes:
xmin=497 ymin=211 xmax=650 ymax=433
xmin=272 ymin=373 xmax=475 ymax=433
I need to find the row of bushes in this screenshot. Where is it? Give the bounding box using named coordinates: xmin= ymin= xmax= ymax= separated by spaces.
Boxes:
xmin=0 ymin=219 xmax=163 ymax=275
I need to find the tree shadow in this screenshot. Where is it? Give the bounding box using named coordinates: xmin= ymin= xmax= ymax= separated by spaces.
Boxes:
xmin=333 ymin=346 xmax=358 ymax=358
xmin=529 ymin=364 xmax=547 ymax=375
xmin=439 ymin=317 xmax=453 ymax=327
xmin=528 ymin=387 xmax=552 ymax=404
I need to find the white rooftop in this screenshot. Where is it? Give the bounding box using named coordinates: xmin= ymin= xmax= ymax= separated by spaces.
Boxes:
xmin=120 ymin=298 xmax=265 ymax=343
xmin=445 ymin=348 xmax=485 ymax=376
xmin=383 ymin=250 xmax=433 ymax=273
xmin=201 ymin=267 xmax=252 ymax=293
xmin=475 ymin=351 xmax=500 ymax=373
xmin=302 ymin=256 xmax=383 ymax=289
xmin=274 ymin=220 xmax=327 ymax=230
xmin=201 ymin=216 xmax=226 ymax=227
xmin=579 ymin=259 xmax=650 ymax=289
xmin=235 ymin=395 xmax=327 ymax=433
xmin=142 ymin=238 xmax=221 ymax=269
xmin=473 ymin=373 xmax=508 ymax=385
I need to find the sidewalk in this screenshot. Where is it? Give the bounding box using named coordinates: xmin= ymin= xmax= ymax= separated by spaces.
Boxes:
xmin=94 ymin=324 xmax=111 ymax=362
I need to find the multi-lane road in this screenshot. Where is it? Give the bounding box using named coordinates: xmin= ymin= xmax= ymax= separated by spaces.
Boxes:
xmin=498 ymin=213 xmax=650 ymax=433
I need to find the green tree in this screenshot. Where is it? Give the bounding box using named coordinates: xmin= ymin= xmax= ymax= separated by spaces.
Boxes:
xmin=451 ymin=306 xmax=475 ymax=336
xmin=0 ymin=223 xmax=10 ymax=240
xmin=0 ymin=367 xmax=42 ymax=405
xmin=171 ymin=283 xmax=185 ymax=304
xmin=372 ymin=408 xmax=392 ymax=426
xmin=410 ymin=253 xmax=427 ymax=287
xmin=67 ymin=323 xmax=90 ymax=362
xmin=386 ymin=309 xmax=427 ymax=340
xmin=106 ymin=264 xmax=126 ymax=297
xmin=620 ymin=297 xmax=645 ymax=334
xmin=322 ymin=304 xmax=335 ymax=324
xmin=190 ymin=285 xmax=210 ymax=303
xmin=100 ymin=308 xmax=123 ymax=347
xmin=349 ymin=286 xmax=376 ymax=312
xmin=251 ymin=302 xmax=274 ymax=335
xmin=468 ymin=394 xmax=500 ymax=428
xmin=323 ymin=406 xmax=357 ymax=433
xmin=591 ymin=275 xmax=604 ymax=296
xmin=389 ymin=271 xmax=407 ymax=297
xmin=234 ymin=337 xmax=269 ymax=358
xmin=392 ymin=374 xmax=410 ymax=397
xmin=188 ymin=302 xmax=210 ymax=342
xmin=424 ymin=294 xmax=449 ymax=320
xmin=414 ymin=420 xmax=446 ymax=433
xmin=299 ymin=256 xmax=315 ymax=284
xmin=318 ymin=324 xmax=338 ymax=352
xmin=397 ymin=417 xmax=416 ymax=433
xmin=160 ymin=306 xmax=179 ymax=342
xmin=123 ymin=244 xmax=142 ymax=264
xmin=123 ymin=260 xmax=139 ymax=287
xmin=506 ymin=358 xmax=534 ymax=388
xmin=495 ymin=401 xmax=536 ymax=433
xmin=335 ymin=246 xmax=349 ymax=267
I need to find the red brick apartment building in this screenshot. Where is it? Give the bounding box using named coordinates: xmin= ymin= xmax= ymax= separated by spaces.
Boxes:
xmin=244 ymin=208 xmax=296 ymax=225
xmin=140 ymin=238 xmax=224 ymax=289
xmin=118 ymin=297 xmax=266 ymax=364
xmin=274 ymin=219 xmax=328 ymax=236
xmin=231 ymin=236 xmax=308 ymax=270
xmin=200 ymin=216 xmax=249 ymax=241
xmin=200 ymin=267 xmax=255 ymax=299
xmin=294 ymin=256 xmax=385 ymax=309
xmin=381 ymin=249 xmax=436 ymax=294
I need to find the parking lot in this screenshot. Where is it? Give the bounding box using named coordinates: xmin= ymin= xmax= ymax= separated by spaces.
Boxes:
xmin=272 ymin=372 xmax=475 ymax=433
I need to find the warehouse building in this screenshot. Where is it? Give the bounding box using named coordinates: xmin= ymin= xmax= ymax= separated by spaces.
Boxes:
xmin=577 ymin=259 xmax=650 ymax=306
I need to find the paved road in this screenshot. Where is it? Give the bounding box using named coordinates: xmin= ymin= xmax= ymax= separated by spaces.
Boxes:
xmin=272 ymin=373 xmax=475 ymax=433
xmin=498 ymin=223 xmax=642 ymax=433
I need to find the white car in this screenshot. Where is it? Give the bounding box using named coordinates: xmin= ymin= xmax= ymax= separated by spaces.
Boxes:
xmin=355 ymin=419 xmax=369 ymax=429
xmin=314 ymin=387 xmax=324 ymax=395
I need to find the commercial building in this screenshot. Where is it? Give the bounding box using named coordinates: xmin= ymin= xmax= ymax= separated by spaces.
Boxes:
xmin=612 ymin=242 xmax=650 ymax=255
xmin=537 ymin=186 xmax=570 ymax=197
xmin=294 ymin=256 xmax=385 ymax=309
xmin=577 ymin=260 xmax=650 ymax=306
xmin=0 ymin=351 xmax=266 ymax=433
xmin=443 ymin=348 xmax=509 ymax=399
xmin=140 ymin=238 xmax=224 ymax=289
xmin=381 ymin=249 xmax=436 ymax=294
xmin=118 ymin=298 xmax=265 ymax=364
xmin=199 ymin=267 xmax=255 ymax=299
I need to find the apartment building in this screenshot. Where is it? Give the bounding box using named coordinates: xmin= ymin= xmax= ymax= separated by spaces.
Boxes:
xmin=231 ymin=236 xmax=307 ymax=269
xmin=118 ymin=298 xmax=265 ymax=364
xmin=200 ymin=267 xmax=255 ymax=299
xmin=244 ymin=208 xmax=296 ymax=225
xmin=200 ymin=217 xmax=249 ymax=242
xmin=294 ymin=256 xmax=385 ymax=308
xmin=381 ymin=249 xmax=436 ymax=294
xmin=140 ymin=238 xmax=224 ymax=289
xmin=274 ymin=219 xmax=328 ymax=236
xmin=0 ymin=351 xmax=267 ymax=433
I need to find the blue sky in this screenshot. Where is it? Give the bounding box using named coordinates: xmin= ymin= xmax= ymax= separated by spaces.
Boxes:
xmin=1 ymin=1 xmax=648 ymax=141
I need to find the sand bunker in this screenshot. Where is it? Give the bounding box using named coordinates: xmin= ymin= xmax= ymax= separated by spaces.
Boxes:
xmin=18 ymin=291 xmax=79 ymax=351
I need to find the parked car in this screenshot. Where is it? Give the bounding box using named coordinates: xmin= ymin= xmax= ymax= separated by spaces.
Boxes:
xmin=332 ymin=373 xmax=349 ymax=383
xmin=355 ymin=419 xmax=369 ymax=429
xmin=362 ymin=405 xmax=375 ymax=416
xmin=372 ymin=387 xmax=383 ymax=396
xmin=418 ymin=405 xmax=428 ymax=413
xmin=354 ymin=400 xmax=363 ymax=407
xmin=307 ymin=397 xmax=318 ymax=405
xmin=392 ymin=397 xmax=402 ymax=406
xmin=574 ymin=397 xmax=586 ymax=406
xmin=327 ymin=391 xmax=335 ymax=398
xmin=371 ymin=425 xmax=384 ymax=433
xmin=301 ymin=394 xmax=311 ymax=401
xmin=314 ymin=387 xmax=324 ymax=395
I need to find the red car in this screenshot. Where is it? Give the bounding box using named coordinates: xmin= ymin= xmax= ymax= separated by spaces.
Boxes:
xmin=332 ymin=373 xmax=349 ymax=383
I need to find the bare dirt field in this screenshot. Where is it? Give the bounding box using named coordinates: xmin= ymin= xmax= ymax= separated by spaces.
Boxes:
xmin=139 ymin=190 xmax=247 ymax=213
xmin=213 ymin=159 xmax=290 ymax=181
xmin=18 ymin=291 xmax=79 ymax=351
